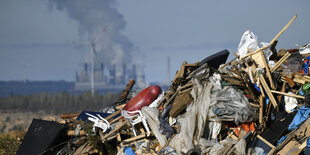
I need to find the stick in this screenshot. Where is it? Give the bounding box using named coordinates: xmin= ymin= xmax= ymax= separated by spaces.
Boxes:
xmin=271 ymin=90 xmax=305 ymax=99
xmin=259 ymin=74 xmax=277 ymax=108
xmin=260 ymin=50 xmax=275 ymax=89
xmin=119 ymin=79 xmax=135 ymax=101
xmin=259 ymin=95 xmax=264 ymax=126
xmin=60 ymin=113 xmax=80 ymax=119
xmin=104 ymin=110 xmax=121 ymax=121
xmin=269 ymin=15 xmax=297 ymax=46
xmin=101 ymin=120 xmax=128 ymax=142
xmin=270 ymin=52 xmax=291 ymax=72
xmin=257 ymin=135 xmax=276 ymax=149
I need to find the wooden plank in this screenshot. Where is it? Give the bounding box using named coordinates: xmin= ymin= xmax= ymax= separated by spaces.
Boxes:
xmin=104 ymin=110 xmax=121 ymax=121
xmin=60 ymin=112 xmax=80 ymax=119
xmin=277 ymin=81 xmax=287 ymax=103
xmin=269 ymin=15 xmax=297 ymax=46
xmin=241 ymin=46 xmax=269 ymax=59
xmin=257 ymin=135 xmax=276 ymax=149
xmin=259 ymin=74 xmax=277 ymax=108
xmin=259 ymin=50 xmax=275 ymax=89
xmin=219 ymin=57 xmax=238 ymax=70
xmin=270 ymin=52 xmax=291 ymax=73
xmin=109 ymin=115 xmax=123 ymax=124
xmin=285 ymin=76 xmax=295 ymax=87
xmin=259 ymin=95 xmax=264 ymax=126
xmin=67 ymin=130 xmax=86 ymax=136
xmin=101 ymin=120 xmax=128 ymax=142
xmin=122 ymin=134 xmax=146 ymax=144
xmin=251 ymin=51 xmax=264 ymax=68
xmin=271 ymin=90 xmax=305 ymax=99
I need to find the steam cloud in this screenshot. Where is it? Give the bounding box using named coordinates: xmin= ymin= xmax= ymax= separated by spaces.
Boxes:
xmin=48 ymin=0 xmax=143 ymax=80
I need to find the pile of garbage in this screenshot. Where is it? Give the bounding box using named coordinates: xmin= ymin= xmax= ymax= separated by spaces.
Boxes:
xmin=17 ymin=15 xmax=310 ymax=155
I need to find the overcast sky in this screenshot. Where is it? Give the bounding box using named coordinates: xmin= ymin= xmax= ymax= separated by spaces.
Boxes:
xmin=0 ymin=0 xmax=309 ymax=83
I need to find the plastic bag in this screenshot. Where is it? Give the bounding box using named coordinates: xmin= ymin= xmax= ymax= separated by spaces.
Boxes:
xmin=237 ymin=30 xmax=272 ymax=61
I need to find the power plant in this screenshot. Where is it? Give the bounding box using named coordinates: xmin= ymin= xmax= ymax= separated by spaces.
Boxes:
xmin=75 ymin=62 xmax=144 ymax=92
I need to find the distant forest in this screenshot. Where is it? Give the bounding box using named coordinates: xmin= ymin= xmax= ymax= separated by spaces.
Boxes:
xmin=0 ymin=92 xmax=120 ymax=114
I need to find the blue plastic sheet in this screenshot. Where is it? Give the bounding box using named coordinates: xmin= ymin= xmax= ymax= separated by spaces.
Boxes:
xmin=124 ymin=147 xmax=136 ymax=155
xmin=307 ymin=137 xmax=310 ymax=147
xmin=276 ymin=136 xmax=287 ymax=146
xmin=302 ymin=56 xmax=310 ymax=75
xmin=288 ymin=106 xmax=310 ymax=131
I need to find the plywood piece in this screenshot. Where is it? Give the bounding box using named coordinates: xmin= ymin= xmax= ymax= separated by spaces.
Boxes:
xmin=251 ymin=52 xmax=264 ymax=68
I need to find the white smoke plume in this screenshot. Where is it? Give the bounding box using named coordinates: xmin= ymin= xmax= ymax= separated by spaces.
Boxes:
xmin=48 ymin=0 xmax=143 ymax=81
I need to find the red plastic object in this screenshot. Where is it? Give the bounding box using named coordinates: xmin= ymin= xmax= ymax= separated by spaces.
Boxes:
xmin=123 ymin=85 xmax=161 ymax=112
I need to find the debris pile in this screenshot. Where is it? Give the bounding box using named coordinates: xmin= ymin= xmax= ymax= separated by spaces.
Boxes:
xmin=17 ymin=15 xmax=310 ymax=155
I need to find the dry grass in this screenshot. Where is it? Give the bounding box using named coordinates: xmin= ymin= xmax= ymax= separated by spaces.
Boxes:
xmin=0 ymin=110 xmax=60 ymax=134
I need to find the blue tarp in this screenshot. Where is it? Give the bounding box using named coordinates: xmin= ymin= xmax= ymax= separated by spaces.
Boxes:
xmin=124 ymin=147 xmax=136 ymax=155
xmin=288 ymin=106 xmax=310 ymax=131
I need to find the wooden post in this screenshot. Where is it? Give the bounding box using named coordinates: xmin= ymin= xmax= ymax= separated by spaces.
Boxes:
xmin=271 ymin=90 xmax=305 ymax=99
xmin=259 ymin=95 xmax=264 ymax=126
xmin=259 ymin=74 xmax=277 ymax=108
xmin=259 ymin=50 xmax=275 ymax=89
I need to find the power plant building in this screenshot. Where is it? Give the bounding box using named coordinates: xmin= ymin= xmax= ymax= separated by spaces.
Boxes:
xmin=75 ymin=62 xmax=144 ymax=92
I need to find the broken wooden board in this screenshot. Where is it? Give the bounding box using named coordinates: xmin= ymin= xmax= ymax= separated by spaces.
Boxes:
xmin=259 ymin=74 xmax=277 ymax=108
xmin=276 ymin=117 xmax=310 ymax=155
xmin=270 ymin=52 xmax=291 ymax=73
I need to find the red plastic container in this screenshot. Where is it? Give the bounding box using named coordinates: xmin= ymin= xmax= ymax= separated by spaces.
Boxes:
xmin=123 ymin=85 xmax=161 ymax=112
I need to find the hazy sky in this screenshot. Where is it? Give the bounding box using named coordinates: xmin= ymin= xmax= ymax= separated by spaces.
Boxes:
xmin=0 ymin=0 xmax=309 ymax=83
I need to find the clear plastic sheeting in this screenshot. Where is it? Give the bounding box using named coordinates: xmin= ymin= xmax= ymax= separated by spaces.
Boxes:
xmin=141 ymin=106 xmax=167 ymax=146
xmin=211 ymin=85 xmax=258 ymax=124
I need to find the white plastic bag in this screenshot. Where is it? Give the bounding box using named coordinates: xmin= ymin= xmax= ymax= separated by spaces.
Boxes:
xmin=237 ymin=30 xmax=273 ymax=61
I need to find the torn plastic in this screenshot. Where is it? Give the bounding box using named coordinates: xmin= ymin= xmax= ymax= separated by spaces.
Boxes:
xmin=141 ymin=106 xmax=167 ymax=146
xmin=282 ymin=52 xmax=303 ymax=76
xmin=168 ymin=81 xmax=213 ymax=154
xmin=211 ymin=85 xmax=258 ymax=124
xmin=299 ymin=43 xmax=310 ymax=55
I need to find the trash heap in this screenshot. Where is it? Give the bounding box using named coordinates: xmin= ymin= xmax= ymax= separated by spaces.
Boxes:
xmin=17 ymin=15 xmax=310 ymax=155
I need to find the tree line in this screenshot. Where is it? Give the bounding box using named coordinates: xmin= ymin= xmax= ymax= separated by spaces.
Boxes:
xmin=0 ymin=92 xmax=120 ymax=114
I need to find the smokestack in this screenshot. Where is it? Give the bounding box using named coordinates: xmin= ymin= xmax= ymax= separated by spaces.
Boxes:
xmin=76 ymin=72 xmax=79 ymax=82
xmin=101 ymin=63 xmax=104 ymax=71
xmin=84 ymin=63 xmax=88 ymax=72
xmin=109 ymin=64 xmax=116 ymax=85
